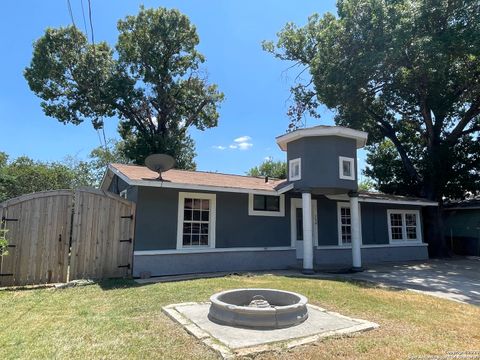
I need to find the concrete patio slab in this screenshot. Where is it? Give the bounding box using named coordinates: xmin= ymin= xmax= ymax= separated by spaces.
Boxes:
xmin=335 ymin=257 xmax=480 ymax=306
xmin=163 ymin=302 xmax=378 ymax=358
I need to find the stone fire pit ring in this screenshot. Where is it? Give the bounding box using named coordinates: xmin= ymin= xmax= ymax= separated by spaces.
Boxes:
xmin=208 ymin=288 xmax=308 ymax=329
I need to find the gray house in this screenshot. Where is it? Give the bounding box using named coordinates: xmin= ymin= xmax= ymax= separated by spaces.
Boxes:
xmin=101 ymin=125 xmax=437 ymax=277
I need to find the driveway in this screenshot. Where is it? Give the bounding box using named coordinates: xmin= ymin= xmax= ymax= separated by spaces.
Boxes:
xmin=339 ymin=257 xmax=480 ymax=306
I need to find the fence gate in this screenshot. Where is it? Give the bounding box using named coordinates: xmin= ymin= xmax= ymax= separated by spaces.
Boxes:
xmin=0 ymin=188 xmax=135 ymax=287
xmin=70 ymin=188 xmax=136 ymax=280
xmin=0 ymin=191 xmax=73 ymax=287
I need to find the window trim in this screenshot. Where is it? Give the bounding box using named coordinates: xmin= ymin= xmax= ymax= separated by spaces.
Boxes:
xmin=119 ymin=189 xmax=128 ymax=199
xmin=337 ymin=202 xmax=362 ymax=246
xmin=289 ymin=158 xmax=302 ymax=181
xmin=248 ymin=193 xmax=285 ymax=217
xmin=176 ymin=192 xmax=216 ymax=250
xmin=339 ymin=156 xmax=355 ymax=180
xmin=387 ymin=209 xmax=422 ymax=244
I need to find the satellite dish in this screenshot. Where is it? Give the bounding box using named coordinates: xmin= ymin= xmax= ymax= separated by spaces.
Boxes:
xmin=145 ymin=154 xmax=175 ymax=180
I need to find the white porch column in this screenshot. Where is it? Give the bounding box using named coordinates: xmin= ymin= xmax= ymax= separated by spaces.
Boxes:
xmin=302 ymin=192 xmax=314 ymax=274
xmin=349 ymin=193 xmax=362 ymax=270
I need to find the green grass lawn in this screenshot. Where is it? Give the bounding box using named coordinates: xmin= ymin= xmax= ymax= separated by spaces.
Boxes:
xmin=1 ymin=274 xmax=479 ymax=359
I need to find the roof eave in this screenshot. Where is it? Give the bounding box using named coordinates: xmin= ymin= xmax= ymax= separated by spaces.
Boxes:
xmin=276 ymin=127 xmax=368 ymax=151
xmin=107 ymin=165 xmax=286 ymax=196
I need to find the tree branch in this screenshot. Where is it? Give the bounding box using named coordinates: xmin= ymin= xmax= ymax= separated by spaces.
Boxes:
xmin=364 ymin=106 xmax=422 ymax=183
xmin=446 ymin=99 xmax=480 ymax=143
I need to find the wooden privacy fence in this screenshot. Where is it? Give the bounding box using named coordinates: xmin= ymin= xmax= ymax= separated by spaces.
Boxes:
xmin=0 ymin=188 xmax=135 ymax=287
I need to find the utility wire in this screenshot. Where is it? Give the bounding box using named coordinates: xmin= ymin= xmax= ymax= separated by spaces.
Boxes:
xmin=86 ymin=0 xmax=107 ymax=150
xmin=87 ymin=0 xmax=95 ymax=45
xmin=66 ymin=0 xmax=77 ymax=28
xmin=80 ymin=0 xmax=89 ymax=37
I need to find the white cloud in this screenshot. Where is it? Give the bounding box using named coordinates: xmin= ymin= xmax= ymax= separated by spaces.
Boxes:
xmin=234 ymin=136 xmax=251 ymax=143
xmin=237 ymin=142 xmax=253 ymax=150
xmin=213 ymin=136 xmax=253 ymax=152
xmin=264 ymin=156 xmax=273 ymax=161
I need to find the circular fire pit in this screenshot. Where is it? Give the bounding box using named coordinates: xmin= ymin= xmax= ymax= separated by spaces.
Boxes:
xmin=208 ymin=288 xmax=308 ymax=329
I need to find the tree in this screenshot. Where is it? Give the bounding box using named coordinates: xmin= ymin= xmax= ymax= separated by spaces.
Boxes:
xmin=264 ymin=0 xmax=480 ymax=256
xmin=358 ymin=178 xmax=376 ymax=192
xmin=247 ymin=159 xmax=287 ymax=179
xmin=65 ymin=139 xmax=130 ymax=188
xmin=24 ymin=6 xmax=224 ymax=169
xmin=0 ymin=154 xmax=76 ymax=202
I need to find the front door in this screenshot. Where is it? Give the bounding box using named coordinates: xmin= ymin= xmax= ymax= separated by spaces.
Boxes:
xmin=291 ymin=198 xmax=318 ymax=259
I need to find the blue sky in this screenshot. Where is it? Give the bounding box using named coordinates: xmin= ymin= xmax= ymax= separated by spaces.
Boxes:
xmin=0 ymin=0 xmax=366 ymax=177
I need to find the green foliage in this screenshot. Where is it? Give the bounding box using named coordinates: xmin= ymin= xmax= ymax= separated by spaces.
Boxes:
xmin=0 ymin=153 xmax=76 ymax=202
xmin=264 ymin=0 xmax=480 ymax=202
xmin=0 ymin=226 xmax=8 ymax=257
xmin=358 ymin=178 xmax=376 ymax=192
xmin=65 ymin=139 xmax=130 ymax=188
xmin=247 ymin=159 xmax=287 ymax=179
xmin=25 ymin=6 xmax=224 ymax=168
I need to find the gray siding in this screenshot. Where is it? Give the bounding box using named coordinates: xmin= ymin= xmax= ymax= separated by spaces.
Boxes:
xmin=361 ymin=203 xmax=423 ymax=245
xmin=316 ymin=196 xmax=338 ymax=246
xmin=287 ymin=136 xmax=358 ymax=193
xmin=216 ymin=192 xmax=290 ymax=248
xmin=133 ymin=187 xmax=291 ymax=251
xmin=129 ymin=183 xmax=424 ymax=251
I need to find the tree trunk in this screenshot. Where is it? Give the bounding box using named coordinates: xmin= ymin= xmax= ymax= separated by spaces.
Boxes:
xmin=421 ymin=178 xmax=449 ymax=257
xmin=422 ymin=205 xmax=449 ymax=258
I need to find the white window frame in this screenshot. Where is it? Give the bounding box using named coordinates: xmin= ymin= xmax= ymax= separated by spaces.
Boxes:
xmin=337 ymin=202 xmax=362 ymax=246
xmin=119 ymin=189 xmax=128 ymax=199
xmin=289 ymin=158 xmax=302 ymax=181
xmin=339 ymin=156 xmax=355 ymax=180
xmin=387 ymin=209 xmax=422 ymax=243
xmin=248 ymin=193 xmax=285 ymax=217
xmin=176 ymin=192 xmax=216 ymax=250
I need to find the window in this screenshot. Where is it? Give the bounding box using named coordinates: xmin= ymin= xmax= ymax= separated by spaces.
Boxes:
xmin=289 ymin=158 xmax=301 ymax=181
xmin=338 ymin=205 xmax=352 ymax=245
xmin=339 ymin=156 xmax=355 ymax=180
xmin=248 ymin=194 xmax=285 ymax=217
xmin=337 ymin=202 xmax=362 ymax=246
xmin=387 ymin=210 xmax=422 ymax=243
xmin=177 ymin=192 xmax=216 ymax=249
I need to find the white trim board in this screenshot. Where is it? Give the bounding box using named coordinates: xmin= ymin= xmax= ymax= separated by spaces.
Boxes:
xmin=276 ymin=126 xmax=368 ymax=151
xmin=326 ymin=194 xmax=438 ymax=206
xmin=134 ymin=243 xmax=428 ymax=256
xmin=134 ymin=246 xmax=295 ymax=256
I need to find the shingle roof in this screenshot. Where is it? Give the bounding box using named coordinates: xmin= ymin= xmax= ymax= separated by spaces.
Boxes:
xmin=444 ymin=197 xmax=480 ymax=209
xmin=106 ymin=164 xmax=437 ymax=205
xmin=109 ymin=163 xmax=288 ymax=192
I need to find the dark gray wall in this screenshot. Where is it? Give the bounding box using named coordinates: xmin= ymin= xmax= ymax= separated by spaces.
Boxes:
xmin=287 ymin=136 xmax=358 ymax=193
xmin=107 ymin=176 xmax=138 ymax=202
xmin=133 ymin=187 xmax=291 ymax=251
xmin=216 ymin=192 xmax=290 ymax=248
xmin=107 ymin=174 xmax=425 ymax=252
xmin=360 ymin=203 xmax=423 ymax=245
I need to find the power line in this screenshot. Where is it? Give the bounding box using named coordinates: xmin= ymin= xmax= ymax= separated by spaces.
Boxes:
xmin=80 ymin=0 xmax=89 ymax=37
xmin=66 ymin=0 xmax=77 ymax=28
xmin=86 ymin=0 xmax=107 ymax=150
xmin=87 ymin=0 xmax=95 ymax=45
